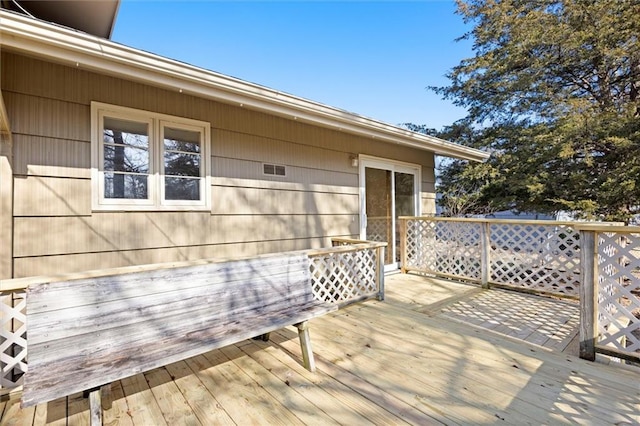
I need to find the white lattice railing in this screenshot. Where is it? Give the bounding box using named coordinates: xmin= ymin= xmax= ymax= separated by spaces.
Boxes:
xmin=400 ymin=218 xmax=483 ymax=281
xmin=400 ymin=217 xmax=582 ymax=298
xmin=577 ymin=224 xmax=640 ymax=364
xmin=365 ymin=217 xmax=391 ymax=244
xmin=1 ymin=284 xmax=27 ymax=396
xmin=308 ymin=239 xmax=386 ymax=305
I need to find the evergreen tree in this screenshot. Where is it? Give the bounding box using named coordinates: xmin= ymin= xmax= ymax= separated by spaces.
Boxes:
xmin=433 ymin=0 xmax=640 ymax=221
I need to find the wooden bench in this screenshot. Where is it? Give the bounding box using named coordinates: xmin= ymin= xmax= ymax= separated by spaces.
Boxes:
xmin=21 ymin=252 xmax=337 ymax=424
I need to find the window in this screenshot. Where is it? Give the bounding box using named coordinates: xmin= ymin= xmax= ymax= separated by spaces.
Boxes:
xmin=92 ymin=102 xmax=210 ymax=210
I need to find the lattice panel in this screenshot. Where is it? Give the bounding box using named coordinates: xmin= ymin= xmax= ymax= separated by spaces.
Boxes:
xmin=309 ymin=249 xmax=378 ymax=304
xmin=596 ymin=233 xmax=640 ymax=356
xmin=491 ymin=224 xmax=580 ymax=296
xmin=366 ymin=217 xmax=390 ymax=243
xmin=1 ymin=291 xmax=27 ymax=392
xmin=404 ymin=219 xmax=482 ymax=281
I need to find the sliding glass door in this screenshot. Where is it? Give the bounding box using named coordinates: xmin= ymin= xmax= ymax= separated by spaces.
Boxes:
xmin=360 ymin=157 xmax=420 ymax=269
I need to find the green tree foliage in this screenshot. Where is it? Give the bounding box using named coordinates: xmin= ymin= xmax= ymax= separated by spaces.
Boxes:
xmin=432 ymin=0 xmax=640 ymax=221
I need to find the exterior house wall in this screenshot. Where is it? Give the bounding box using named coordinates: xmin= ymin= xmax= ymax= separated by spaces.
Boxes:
xmin=0 ymin=89 xmax=13 ymax=279
xmin=1 ymin=52 xmax=436 ymax=278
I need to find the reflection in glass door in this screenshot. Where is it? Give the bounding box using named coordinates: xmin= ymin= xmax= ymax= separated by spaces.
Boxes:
xmin=394 ymin=171 xmax=416 ymax=262
xmin=365 ymin=167 xmax=393 ymax=264
xmin=361 ymin=159 xmax=420 ymax=269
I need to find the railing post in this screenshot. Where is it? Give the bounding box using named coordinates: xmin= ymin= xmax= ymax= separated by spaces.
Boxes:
xmin=377 ymin=245 xmax=385 ymax=301
xmin=579 ymin=229 xmax=597 ymax=361
xmin=480 ymin=221 xmax=491 ymax=289
xmin=399 ymin=218 xmax=407 ymax=273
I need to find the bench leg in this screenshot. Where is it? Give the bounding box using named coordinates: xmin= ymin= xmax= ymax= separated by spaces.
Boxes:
xmin=89 ymin=387 xmax=103 ymax=426
xmin=295 ymin=321 xmax=316 ymax=372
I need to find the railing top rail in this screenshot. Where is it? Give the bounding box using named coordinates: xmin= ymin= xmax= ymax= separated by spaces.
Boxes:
xmin=330 ymin=237 xmax=376 ymax=245
xmin=399 ymin=216 xmax=624 ymax=227
xmin=573 ymin=224 xmax=640 ymax=233
xmin=308 ymin=241 xmax=387 ymax=257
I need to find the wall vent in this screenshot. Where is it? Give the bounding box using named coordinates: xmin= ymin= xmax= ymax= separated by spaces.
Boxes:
xmin=263 ymin=163 xmax=286 ymax=176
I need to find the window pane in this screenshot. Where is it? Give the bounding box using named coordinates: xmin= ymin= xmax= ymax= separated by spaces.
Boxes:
xmin=165 ymin=177 xmax=200 ymax=200
xmin=164 ymin=152 xmax=200 ymax=177
xmin=103 ymin=117 xmax=149 ymax=181
xmin=104 ymin=172 xmax=148 ymax=199
xmin=104 ymin=144 xmax=149 ymax=173
xmin=164 ymin=127 xmax=201 ymax=153
xmin=103 ymin=117 xmax=149 ymax=149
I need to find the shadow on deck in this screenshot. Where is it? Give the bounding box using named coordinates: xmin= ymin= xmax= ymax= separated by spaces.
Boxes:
xmin=2 ymin=274 xmax=638 ymax=425
xmin=388 ymin=273 xmax=581 ymax=356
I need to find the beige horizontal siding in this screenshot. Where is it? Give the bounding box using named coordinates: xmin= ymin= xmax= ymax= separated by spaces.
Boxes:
xmin=12 ymin=236 xmax=339 ymax=277
xmin=213 ymin=177 xmax=358 ymax=195
xmin=212 ymin=186 xmax=358 ymax=215
xmin=421 ymin=166 xmax=436 ymax=184
xmin=12 ymin=134 xmax=91 ymax=178
xmin=14 ymin=176 xmax=90 ymax=216
xmin=212 ymin=157 xmax=358 ymax=192
xmin=213 ymin=129 xmax=355 ymax=174
xmin=1 ymin=52 xmax=91 ymax=104
xmin=421 ymin=194 xmax=436 ymax=215
xmin=14 ymin=214 xmax=359 ymax=257
xmin=421 ymin=181 xmax=436 ymax=193
xmin=3 ymin=92 xmax=90 ymax=141
xmin=13 ymin=177 xmax=356 ymax=217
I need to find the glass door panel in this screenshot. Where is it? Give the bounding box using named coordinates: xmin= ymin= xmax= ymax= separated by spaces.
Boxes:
xmin=394 ymin=172 xmax=416 ymax=262
xmin=365 ymin=167 xmax=393 ymax=264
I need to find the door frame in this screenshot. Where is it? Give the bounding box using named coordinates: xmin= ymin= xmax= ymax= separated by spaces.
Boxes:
xmin=358 ymin=155 xmax=422 ymax=271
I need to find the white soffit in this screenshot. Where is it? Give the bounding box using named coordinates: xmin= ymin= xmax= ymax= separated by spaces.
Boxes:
xmin=10 ymin=0 xmax=120 ymax=39
xmin=0 ymin=10 xmax=488 ymax=162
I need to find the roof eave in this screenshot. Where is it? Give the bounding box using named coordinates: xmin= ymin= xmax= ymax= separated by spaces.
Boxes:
xmin=0 ymin=90 xmax=11 ymax=138
xmin=10 ymin=0 xmax=120 ymax=39
xmin=0 ymin=10 xmax=489 ymax=162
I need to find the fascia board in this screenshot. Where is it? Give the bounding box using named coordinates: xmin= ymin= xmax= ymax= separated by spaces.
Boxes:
xmin=0 ymin=10 xmax=489 ymax=162
xmin=0 ymin=89 xmax=11 ymax=137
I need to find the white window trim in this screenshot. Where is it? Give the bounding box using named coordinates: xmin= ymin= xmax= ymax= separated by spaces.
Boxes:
xmin=357 ymin=154 xmax=422 ymax=271
xmin=91 ymin=102 xmax=211 ymax=211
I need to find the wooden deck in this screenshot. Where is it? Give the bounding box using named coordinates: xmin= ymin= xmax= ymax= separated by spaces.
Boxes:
xmin=2 ymin=274 xmax=638 ymax=425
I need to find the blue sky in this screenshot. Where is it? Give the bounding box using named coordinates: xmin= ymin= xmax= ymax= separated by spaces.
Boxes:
xmin=112 ymin=1 xmax=473 ymax=130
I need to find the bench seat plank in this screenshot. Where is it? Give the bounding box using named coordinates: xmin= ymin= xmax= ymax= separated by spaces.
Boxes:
xmin=28 ymin=271 xmax=314 ymax=346
xmin=22 ymin=253 xmax=337 ymax=408
xmin=27 ymin=254 xmax=310 ymax=314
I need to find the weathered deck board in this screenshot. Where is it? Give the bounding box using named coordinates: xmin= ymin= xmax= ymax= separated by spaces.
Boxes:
xmin=101 ymin=381 xmax=134 ymax=426
xmin=198 ymin=349 xmax=305 ymax=425
xmin=302 ymin=311 xmax=542 ymax=424
xmin=2 ymin=273 xmax=638 ymax=425
xmin=270 ymin=330 xmax=449 ymax=425
xmin=218 ymin=344 xmax=344 ymax=426
xmin=66 ymin=393 xmax=90 ymax=426
xmin=144 ymin=367 xmax=201 ymax=426
xmin=433 ymin=283 xmax=580 ymax=353
xmin=237 ymin=340 xmax=397 ymax=425
xmin=163 ymin=361 xmax=235 ymax=425
xmin=311 ymin=302 xmax=637 ymax=425
xmin=120 ymin=373 xmax=168 ymax=426
xmin=2 ymin=398 xmax=36 ymax=425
